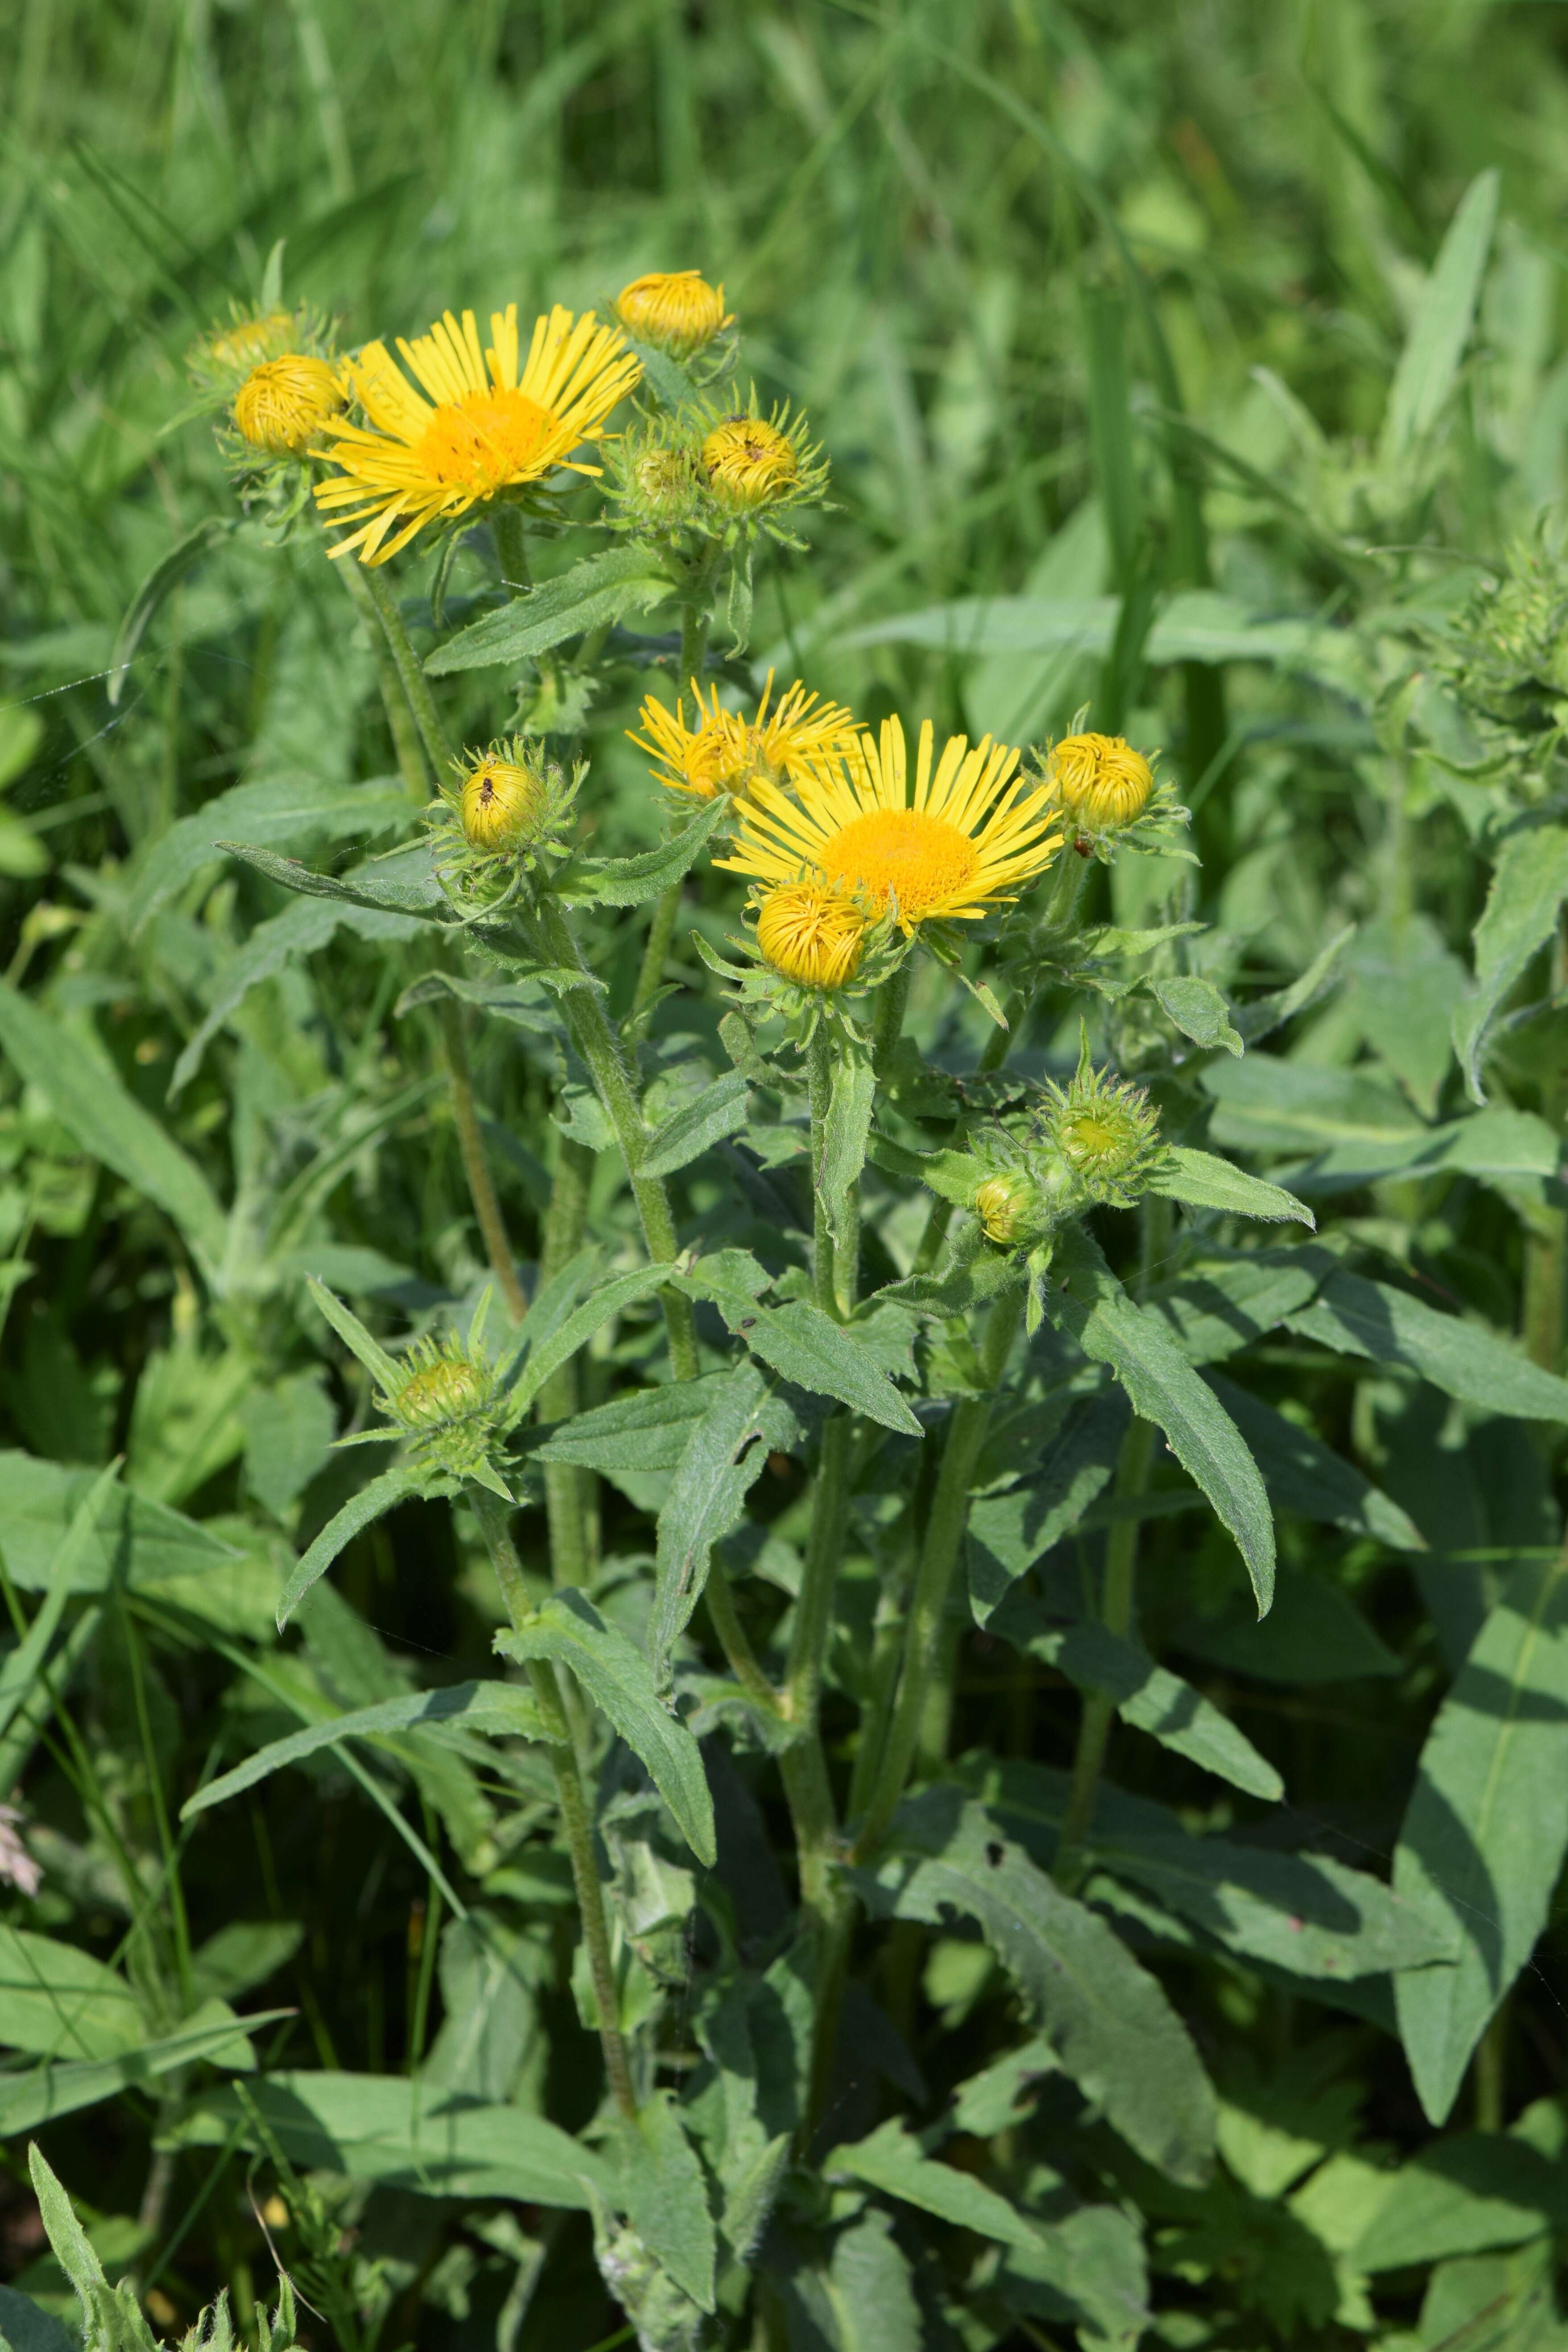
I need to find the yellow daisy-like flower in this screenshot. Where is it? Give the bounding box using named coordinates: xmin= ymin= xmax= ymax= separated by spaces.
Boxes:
xmin=718 ymin=717 xmax=1062 ymax=931
xmin=701 ymin=415 xmax=799 ymax=510
xmin=613 ymin=270 xmax=733 ymax=359
xmin=315 ymin=305 xmax=642 ymax=565
xmin=631 ymin=673 xmax=859 ymax=802
xmin=755 ymin=880 xmax=867 ymax=990
xmin=1048 ymin=733 xmax=1154 ymax=830
xmin=232 ymin=355 xmax=346 ymax=456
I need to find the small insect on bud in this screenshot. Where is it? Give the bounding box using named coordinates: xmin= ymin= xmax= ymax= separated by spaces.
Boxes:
xmin=1047 ymin=733 xmax=1155 ymax=831
xmin=613 ymin=270 xmax=733 ymax=360
xmin=701 ymin=415 xmax=801 ymax=511
xmin=755 ymin=880 xmax=867 ymax=990
xmin=459 ymin=752 xmax=547 ymax=855
xmin=973 ymin=1174 xmax=1039 ymax=1247
xmin=232 ymin=356 xmax=346 ymax=456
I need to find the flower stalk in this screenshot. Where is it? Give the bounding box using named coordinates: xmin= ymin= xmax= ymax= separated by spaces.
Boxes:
xmin=439 ymin=999 xmax=527 ymax=1324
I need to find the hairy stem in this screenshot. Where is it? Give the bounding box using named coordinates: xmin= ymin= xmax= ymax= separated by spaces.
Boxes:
xmin=466 ymin=1483 xmax=637 ymax=2119
xmin=856 ymin=1284 xmax=1026 ymax=1856
xmin=337 ymin=555 xmax=430 ymax=803
xmin=439 ymin=999 xmax=527 ymax=1323
xmin=538 ymin=1136 xmax=596 ymax=1589
xmin=493 ymin=502 xmax=531 ymax=595
xmin=704 ymin=1554 xmax=784 ymax=1719
xmin=629 ymin=566 xmax=718 ymax=1021
xmin=533 ymin=899 xmax=700 ymax=1381
xmin=871 ymin=959 xmax=911 ymax=1080
xmin=360 ymin=561 xmax=454 ymax=781
xmin=1053 ymin=1414 xmax=1155 ymax=1883
xmin=631 ymin=880 xmax=684 ymax=1021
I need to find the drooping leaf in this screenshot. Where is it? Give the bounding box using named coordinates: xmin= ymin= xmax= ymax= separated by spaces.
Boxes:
xmin=617 ymin=2093 xmax=718 ymax=2315
xmin=828 ymin=2116 xmax=1042 ymax=2249
xmin=108 ymin=515 xmax=230 ymax=704
xmin=1394 ymin=1548 xmax=1568 ymax=2124
xmin=1149 ymin=1147 xmax=1314 ymax=1228
xmin=1284 ymin=1267 xmax=1568 ymax=1423
xmin=988 ymin=1593 xmax=1284 ymax=1801
xmin=1354 ymin=2134 xmax=1568 ymax=2272
xmin=649 ymin=1361 xmax=783 ymax=1687
xmin=496 ymin=1589 xmax=716 ymax=1864
xmin=642 ymin=1070 xmax=752 ymax=1178
xmin=0 ymin=2001 xmax=276 ymax=2136
xmin=1048 ymin=1226 xmax=1275 ymax=1612
xmin=181 ymin=1681 xmax=547 ymax=1819
xmin=0 ymin=983 xmax=229 ymax=1280
xmin=851 ymin=1787 xmax=1216 ymax=2186
xmin=220 ymin=838 xmax=449 ymax=922
xmin=1452 ymin=821 xmax=1568 ymax=1102
xmin=163 ymin=2071 xmax=614 ymax=2205
xmin=275 ymin=1468 xmax=423 ymax=1630
xmin=424 ymin=547 xmax=675 ymax=673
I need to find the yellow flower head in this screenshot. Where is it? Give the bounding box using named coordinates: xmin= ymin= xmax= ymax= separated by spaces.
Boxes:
xmin=315 ymin=306 xmax=641 ymax=564
xmin=631 ymin=673 xmax=858 ymax=803
xmin=755 ymin=880 xmax=867 ymax=991
xmin=701 ymin=415 xmax=799 ymax=511
xmin=613 ymin=270 xmax=733 ymax=359
xmin=459 ymin=749 xmax=547 ymax=853
xmin=232 ymin=355 xmax=346 ymax=456
xmin=718 ymin=716 xmax=1062 ymax=931
xmin=1048 ymin=733 xmax=1154 ymax=831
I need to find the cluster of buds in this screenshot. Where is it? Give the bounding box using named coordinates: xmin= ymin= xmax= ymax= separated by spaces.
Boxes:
xmin=427 ymin=738 xmax=582 ymax=921
xmin=605 ymin=391 xmax=828 ymax=550
xmin=1428 ymin=528 xmax=1568 ymax=792
xmin=933 ymin=1036 xmax=1167 ymax=1258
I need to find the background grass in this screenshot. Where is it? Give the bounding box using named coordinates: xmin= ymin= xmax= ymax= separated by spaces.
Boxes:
xmin=6 ymin=2 xmax=1568 ymax=2346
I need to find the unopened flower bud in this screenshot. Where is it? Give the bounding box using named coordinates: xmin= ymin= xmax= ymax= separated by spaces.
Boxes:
xmin=460 ymin=753 xmax=547 ymax=854
xmin=395 ymin=1356 xmax=487 ymax=1427
xmin=1048 ymin=733 xmax=1154 ymax=830
xmin=232 ymin=355 xmax=345 ymax=455
xmin=613 ymin=271 xmax=733 ymax=359
xmin=701 ymin=415 xmax=800 ymax=511
xmin=756 ymin=880 xmax=866 ymax=989
xmin=974 ymin=1174 xmax=1039 ymax=1246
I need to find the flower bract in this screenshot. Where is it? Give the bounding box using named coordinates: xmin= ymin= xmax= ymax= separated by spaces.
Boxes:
xmin=718 ymin=716 xmax=1062 ymax=929
xmin=754 ymin=879 xmax=867 ymax=989
xmin=232 ymin=355 xmax=347 ymax=456
xmin=631 ymin=673 xmax=859 ymax=802
xmin=613 ymin=270 xmax=733 ymax=359
xmin=315 ymin=306 xmax=641 ymax=564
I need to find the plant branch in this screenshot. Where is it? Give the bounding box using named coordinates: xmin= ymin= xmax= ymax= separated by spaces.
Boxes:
xmin=360 ymin=561 xmax=454 ymax=781
xmin=439 ymin=998 xmax=527 ymax=1324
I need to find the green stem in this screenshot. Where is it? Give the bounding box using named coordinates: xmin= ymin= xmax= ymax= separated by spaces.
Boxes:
xmin=439 ymin=1000 xmax=527 ymax=1324
xmin=1053 ymin=1415 xmax=1155 ymax=1885
xmin=538 ymin=1136 xmax=596 ymax=1590
xmin=337 ymin=555 xmax=430 ymax=803
xmin=808 ymin=1026 xmax=838 ymax=1315
xmin=871 ymin=960 xmax=911 ymax=1080
xmin=1037 ymin=841 xmax=1090 ymax=937
xmin=855 ymin=1284 xmax=1026 ymax=1857
xmin=533 ymin=899 xmax=700 ymax=1382
xmin=786 ymin=1415 xmax=853 ymax=1735
xmin=361 ymin=562 xmax=453 ymax=781
xmin=703 ymin=1554 xmax=785 ymax=1720
xmin=466 ymin=1483 xmax=637 ymax=2119
xmin=631 ymin=881 xmax=683 ymax=1022
xmin=493 ymin=503 xmax=531 ymax=595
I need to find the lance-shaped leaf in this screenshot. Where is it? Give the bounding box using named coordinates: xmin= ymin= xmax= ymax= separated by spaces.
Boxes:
xmin=650 ymin=1361 xmax=781 ymax=1686
xmin=689 ymin=1285 xmax=922 ymax=1435
xmin=1149 ymin=1147 xmax=1314 ymax=1228
xmin=1394 ymin=1547 xmax=1568 ymax=2124
xmin=1452 ymin=821 xmax=1568 ymax=1102
xmin=1047 ymin=1226 xmax=1275 ymax=1613
xmin=818 ymin=1045 xmax=877 ymax=1264
xmin=1205 ymin=1372 xmax=1424 ymax=1549
xmin=109 ymin=515 xmax=230 ymax=704
xmin=425 ymin=547 xmax=676 ymax=674
xmin=130 ymin=773 xmax=413 ymax=937
xmin=221 ymin=839 xmax=450 ymax=922
xmin=0 ymin=2001 xmax=282 ymax=2137
xmin=182 ymin=1682 xmax=548 ymax=1819
xmin=526 ymin=1377 xmax=728 ymax=1475
xmin=642 ymin=1070 xmax=752 ymax=1178
xmin=564 ymin=794 xmax=730 ymax=909
xmin=502 ymin=1261 xmax=676 ymax=1422
xmin=988 ymin=1593 xmax=1283 ymax=1803
xmin=851 ymin=1788 xmax=1215 ymax=2186
xmin=0 ymin=983 xmax=228 ymax=1282
xmin=827 ymin=2116 xmax=1043 ymax=2251
xmin=276 ymin=1468 xmax=424 ymax=1630
xmin=496 ymin=1589 xmax=716 ymax=1864
xmin=1148 ymin=975 xmax=1242 ymax=1057
xmin=617 ymin=2093 xmax=718 ymax=2315
xmin=307 ymin=1275 xmax=403 ymax=1394
xmin=1284 ymin=1267 xmax=1568 ymax=1423
xmin=1379 ymin=167 xmax=1499 ymax=460
xmin=1146 ymin=1245 xmax=1337 ymax=1365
